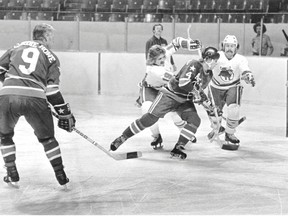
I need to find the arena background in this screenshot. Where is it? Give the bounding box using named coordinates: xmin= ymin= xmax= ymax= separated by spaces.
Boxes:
xmin=0 ymin=20 xmax=287 ymax=106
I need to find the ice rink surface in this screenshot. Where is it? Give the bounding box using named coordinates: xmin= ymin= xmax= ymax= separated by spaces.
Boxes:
xmin=0 ymin=95 xmax=287 ymax=215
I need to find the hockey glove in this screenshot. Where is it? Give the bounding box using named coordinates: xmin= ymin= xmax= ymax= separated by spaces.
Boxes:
xmin=188 ymin=39 xmax=201 ymax=51
xmin=181 ymin=39 xmax=202 ymax=51
xmin=175 ymin=37 xmax=202 ymax=51
xmin=54 ymin=103 xmax=76 ymax=132
xmin=241 ymin=71 xmax=255 ymax=87
xmin=191 ymin=80 xmax=207 ymax=103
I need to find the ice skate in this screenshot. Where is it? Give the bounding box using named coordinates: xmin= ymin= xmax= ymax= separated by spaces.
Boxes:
xmin=110 ymin=134 xmax=127 ymax=151
xmin=3 ymin=166 xmax=20 ymax=188
xmin=222 ymin=133 xmax=240 ymax=151
xmin=190 ymin=135 xmax=197 ymax=143
xmin=151 ymin=134 xmax=163 ymax=150
xmin=207 ymin=126 xmax=225 ymax=141
xmin=170 ymin=143 xmax=187 ymax=159
xmin=55 ymin=169 xmax=69 ymax=188
xmin=225 ymin=133 xmax=240 ymax=144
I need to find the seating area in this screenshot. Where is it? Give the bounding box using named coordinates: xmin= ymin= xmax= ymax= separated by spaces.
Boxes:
xmin=0 ymin=0 xmax=286 ymax=23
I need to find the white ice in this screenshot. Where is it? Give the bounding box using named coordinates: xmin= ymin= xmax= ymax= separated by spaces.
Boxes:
xmin=0 ymin=95 xmax=287 ymax=215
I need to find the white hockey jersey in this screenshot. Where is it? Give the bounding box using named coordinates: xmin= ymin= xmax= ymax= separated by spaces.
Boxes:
xmin=211 ymin=51 xmax=250 ymax=90
xmin=145 ymin=43 xmax=178 ymax=88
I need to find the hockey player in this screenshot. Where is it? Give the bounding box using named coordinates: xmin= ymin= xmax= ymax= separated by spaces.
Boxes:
xmin=139 ymin=37 xmax=201 ymax=149
xmin=0 ymin=23 xmax=76 ymax=187
xmin=110 ymin=47 xmax=220 ymax=159
xmin=207 ymin=35 xmax=255 ymax=149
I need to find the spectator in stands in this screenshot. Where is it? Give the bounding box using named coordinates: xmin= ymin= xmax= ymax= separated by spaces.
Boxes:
xmin=251 ymin=22 xmax=274 ymax=56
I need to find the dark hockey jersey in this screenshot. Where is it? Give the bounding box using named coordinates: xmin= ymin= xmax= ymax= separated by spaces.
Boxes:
xmin=0 ymin=41 xmax=61 ymax=99
xmin=167 ymin=59 xmax=212 ymax=100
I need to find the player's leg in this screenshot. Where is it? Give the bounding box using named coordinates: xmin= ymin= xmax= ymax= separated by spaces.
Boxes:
xmin=0 ymin=96 xmax=20 ymax=186
xmin=110 ymin=113 xmax=160 ymax=151
xmin=169 ymin=111 xmax=187 ymax=129
xmin=207 ymin=86 xmax=226 ymax=140
xmin=169 ymin=112 xmax=196 ymax=143
xmin=141 ymin=87 xmax=163 ymax=149
xmin=224 ymin=86 xmax=243 ymax=145
xmin=25 ymin=98 xmax=69 ymax=186
xmin=171 ymin=102 xmax=201 ymax=159
xmin=110 ymin=92 xmax=174 ymax=151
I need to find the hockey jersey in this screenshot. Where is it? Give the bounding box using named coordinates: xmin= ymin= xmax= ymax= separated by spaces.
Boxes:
xmin=167 ymin=59 xmax=212 ymax=100
xmin=144 ymin=42 xmax=179 ymax=88
xmin=211 ymin=51 xmax=250 ymax=90
xmin=0 ymin=41 xmax=61 ymax=99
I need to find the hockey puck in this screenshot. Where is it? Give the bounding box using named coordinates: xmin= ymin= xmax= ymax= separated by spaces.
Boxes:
xmin=221 ymin=143 xmax=239 ymax=151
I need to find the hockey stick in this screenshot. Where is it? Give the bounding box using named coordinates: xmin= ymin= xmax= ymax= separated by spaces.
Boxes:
xmin=282 ymin=29 xmax=288 ymax=42
xmin=187 ymin=24 xmax=202 ymax=58
xmin=207 ymin=84 xmax=225 ymax=147
xmin=52 ymin=112 xmax=142 ymax=160
xmin=208 ymin=115 xmax=246 ymax=143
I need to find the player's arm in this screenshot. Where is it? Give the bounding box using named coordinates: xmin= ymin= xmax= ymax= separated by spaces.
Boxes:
xmin=165 ymin=37 xmax=201 ymax=57
xmin=266 ymin=35 xmax=274 ymax=55
xmin=46 ymin=62 xmax=76 ymax=132
xmin=239 ymin=57 xmax=255 ymax=87
xmin=0 ymin=49 xmax=11 ymax=82
xmin=172 ymin=37 xmax=201 ymax=51
xmin=0 ymin=66 xmax=8 ymax=82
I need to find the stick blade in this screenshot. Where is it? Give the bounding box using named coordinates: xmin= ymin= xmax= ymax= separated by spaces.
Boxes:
xmin=111 ymin=151 xmax=142 ymax=160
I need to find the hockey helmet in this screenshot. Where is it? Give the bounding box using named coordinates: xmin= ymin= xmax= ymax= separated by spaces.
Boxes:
xmin=202 ymin=46 xmax=220 ymax=61
xmin=222 ymin=35 xmax=239 ymax=49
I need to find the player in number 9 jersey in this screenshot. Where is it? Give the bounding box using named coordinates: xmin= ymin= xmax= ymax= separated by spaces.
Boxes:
xmin=0 ymin=23 xmax=76 ymax=187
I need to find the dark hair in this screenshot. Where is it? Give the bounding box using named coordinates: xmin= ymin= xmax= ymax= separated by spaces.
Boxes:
xmin=152 ymin=23 xmax=163 ymax=31
xmin=146 ymin=44 xmax=166 ymax=65
xmin=253 ymin=22 xmax=266 ymax=33
xmin=33 ymin=23 xmax=55 ymax=41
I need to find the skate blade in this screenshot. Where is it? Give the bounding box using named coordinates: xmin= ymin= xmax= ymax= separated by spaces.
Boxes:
xmin=221 ymin=142 xmax=239 ymax=151
xmin=7 ymin=182 xmax=20 ymax=189
xmin=170 ymin=153 xmax=186 ymax=160
xmin=152 ymin=144 xmax=163 ymax=150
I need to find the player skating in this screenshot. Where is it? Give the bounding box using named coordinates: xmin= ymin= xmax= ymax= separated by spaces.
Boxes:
xmin=110 ymin=47 xmax=220 ymax=159
xmin=138 ymin=37 xmax=201 ymax=149
xmin=0 ymin=23 xmax=76 ymax=188
xmin=207 ymin=35 xmax=255 ymax=150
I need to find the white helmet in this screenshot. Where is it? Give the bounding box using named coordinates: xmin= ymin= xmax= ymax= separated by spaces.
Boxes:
xmin=223 ymin=35 xmax=238 ymax=46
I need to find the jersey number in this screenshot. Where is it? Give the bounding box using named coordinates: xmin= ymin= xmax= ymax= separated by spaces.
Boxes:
xmin=19 ymin=47 xmax=40 ymax=75
xmin=186 ymin=72 xmax=192 ymax=80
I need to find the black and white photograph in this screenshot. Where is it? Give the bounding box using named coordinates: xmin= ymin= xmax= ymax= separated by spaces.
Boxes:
xmin=0 ymin=0 xmax=288 ymax=215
